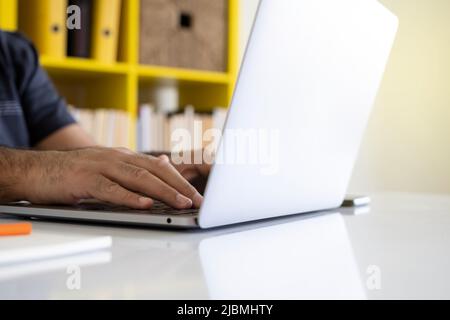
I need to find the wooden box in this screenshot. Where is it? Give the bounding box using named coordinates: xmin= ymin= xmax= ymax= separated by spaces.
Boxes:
xmin=139 ymin=0 xmax=228 ymax=72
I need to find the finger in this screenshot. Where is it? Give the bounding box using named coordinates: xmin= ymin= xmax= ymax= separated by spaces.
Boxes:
xmin=160 ymin=155 xmax=200 ymax=180
xmin=171 ymin=150 xmax=212 ymax=177
xmin=89 ymin=175 xmax=154 ymax=209
xmin=125 ymin=154 xmax=203 ymax=208
xmin=159 ymin=154 xmax=170 ymax=162
xmin=102 ymin=163 xmax=194 ymax=209
xmin=180 ymin=168 xmax=199 ymax=181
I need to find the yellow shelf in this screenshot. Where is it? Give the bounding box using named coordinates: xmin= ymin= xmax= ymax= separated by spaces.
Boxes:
xmin=4 ymin=0 xmax=239 ymax=150
xmin=40 ymin=57 xmax=231 ymax=84
xmin=138 ymin=65 xmax=230 ymax=84
xmin=40 ymin=56 xmax=129 ymax=76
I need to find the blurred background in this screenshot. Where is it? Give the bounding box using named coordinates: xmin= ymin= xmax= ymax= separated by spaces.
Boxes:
xmin=1 ymin=0 xmax=449 ymax=195
xmin=242 ymin=0 xmax=450 ymax=195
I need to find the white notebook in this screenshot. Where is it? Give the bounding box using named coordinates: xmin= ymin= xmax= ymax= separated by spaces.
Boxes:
xmin=0 ymin=231 xmax=112 ymax=265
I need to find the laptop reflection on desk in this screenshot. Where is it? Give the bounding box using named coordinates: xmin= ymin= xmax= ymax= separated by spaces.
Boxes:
xmin=199 ymin=212 xmax=366 ymax=300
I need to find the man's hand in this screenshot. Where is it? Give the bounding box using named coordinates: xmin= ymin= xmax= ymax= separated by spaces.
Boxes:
xmin=171 ymin=158 xmax=211 ymax=195
xmin=149 ymin=150 xmax=213 ymax=195
xmin=0 ymin=147 xmax=203 ymax=209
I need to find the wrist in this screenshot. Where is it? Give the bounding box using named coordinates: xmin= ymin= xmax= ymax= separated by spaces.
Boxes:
xmin=15 ymin=150 xmax=44 ymax=202
xmin=18 ymin=150 xmax=64 ymax=203
xmin=0 ymin=148 xmax=60 ymax=203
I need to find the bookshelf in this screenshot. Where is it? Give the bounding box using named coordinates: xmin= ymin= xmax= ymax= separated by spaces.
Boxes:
xmin=0 ymin=0 xmax=239 ymax=150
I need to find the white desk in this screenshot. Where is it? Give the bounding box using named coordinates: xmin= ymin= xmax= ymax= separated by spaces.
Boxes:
xmin=1 ymin=193 xmax=450 ymax=299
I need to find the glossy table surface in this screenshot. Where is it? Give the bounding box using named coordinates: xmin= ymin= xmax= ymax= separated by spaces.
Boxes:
xmin=1 ymin=193 xmax=450 ymax=300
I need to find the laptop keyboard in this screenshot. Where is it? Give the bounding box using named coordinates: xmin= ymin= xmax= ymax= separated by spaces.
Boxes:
xmin=146 ymin=200 xmax=199 ymax=215
xmin=74 ymin=200 xmax=199 ymax=216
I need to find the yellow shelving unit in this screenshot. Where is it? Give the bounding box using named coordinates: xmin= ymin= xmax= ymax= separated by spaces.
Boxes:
xmin=40 ymin=56 xmax=130 ymax=75
xmin=0 ymin=0 xmax=239 ymax=150
xmin=0 ymin=0 xmax=16 ymax=31
xmin=138 ymin=65 xmax=230 ymax=84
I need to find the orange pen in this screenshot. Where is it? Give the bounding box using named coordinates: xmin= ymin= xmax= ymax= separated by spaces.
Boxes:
xmin=0 ymin=223 xmax=32 ymax=236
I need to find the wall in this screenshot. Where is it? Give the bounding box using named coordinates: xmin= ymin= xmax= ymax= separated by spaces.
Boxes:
xmin=239 ymin=0 xmax=450 ymax=194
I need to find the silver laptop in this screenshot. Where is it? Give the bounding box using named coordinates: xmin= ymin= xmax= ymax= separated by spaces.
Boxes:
xmin=0 ymin=0 xmax=398 ymax=229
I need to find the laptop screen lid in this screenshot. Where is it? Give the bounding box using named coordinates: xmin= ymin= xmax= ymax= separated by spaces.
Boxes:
xmin=199 ymin=0 xmax=398 ymax=228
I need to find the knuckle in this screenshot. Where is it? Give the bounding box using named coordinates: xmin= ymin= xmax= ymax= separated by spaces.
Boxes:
xmin=167 ymin=187 xmax=180 ymax=198
xmin=103 ymin=182 xmax=120 ymax=195
xmin=138 ymin=153 xmax=154 ymax=163
xmin=156 ymin=157 xmax=171 ymax=169
xmin=132 ymin=168 xmax=150 ymax=180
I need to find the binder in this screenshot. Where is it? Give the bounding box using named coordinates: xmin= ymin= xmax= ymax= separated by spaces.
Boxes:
xmin=0 ymin=0 xmax=17 ymax=31
xmin=18 ymin=0 xmax=68 ymax=58
xmin=91 ymin=0 xmax=122 ymax=63
xmin=67 ymin=0 xmax=93 ymax=58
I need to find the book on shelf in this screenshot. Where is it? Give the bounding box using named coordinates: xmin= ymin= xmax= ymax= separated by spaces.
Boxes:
xmin=69 ymin=104 xmax=228 ymax=153
xmin=137 ymin=104 xmax=228 ymax=153
xmin=69 ymin=106 xmax=131 ymax=149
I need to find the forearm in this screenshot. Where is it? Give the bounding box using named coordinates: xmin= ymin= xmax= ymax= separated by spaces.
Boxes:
xmin=35 ymin=124 xmax=96 ymax=151
xmin=0 ymin=147 xmax=35 ymax=203
xmin=0 ymin=147 xmax=56 ymax=203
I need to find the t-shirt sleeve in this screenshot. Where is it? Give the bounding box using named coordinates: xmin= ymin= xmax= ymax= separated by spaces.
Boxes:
xmin=7 ymin=32 xmax=75 ymax=146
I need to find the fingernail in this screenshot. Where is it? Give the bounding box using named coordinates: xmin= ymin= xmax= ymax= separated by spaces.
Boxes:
xmin=139 ymin=197 xmax=153 ymax=206
xmin=193 ymin=193 xmax=204 ymax=208
xmin=176 ymin=194 xmax=192 ymax=208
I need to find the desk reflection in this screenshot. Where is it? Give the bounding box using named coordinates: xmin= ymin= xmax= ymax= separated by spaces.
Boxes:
xmin=199 ymin=213 xmax=365 ymax=299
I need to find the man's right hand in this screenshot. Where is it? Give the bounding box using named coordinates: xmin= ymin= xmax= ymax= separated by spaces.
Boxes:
xmin=0 ymin=147 xmax=203 ymax=209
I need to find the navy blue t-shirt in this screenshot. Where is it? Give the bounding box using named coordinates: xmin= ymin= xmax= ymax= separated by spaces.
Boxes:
xmin=0 ymin=30 xmax=75 ymax=148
